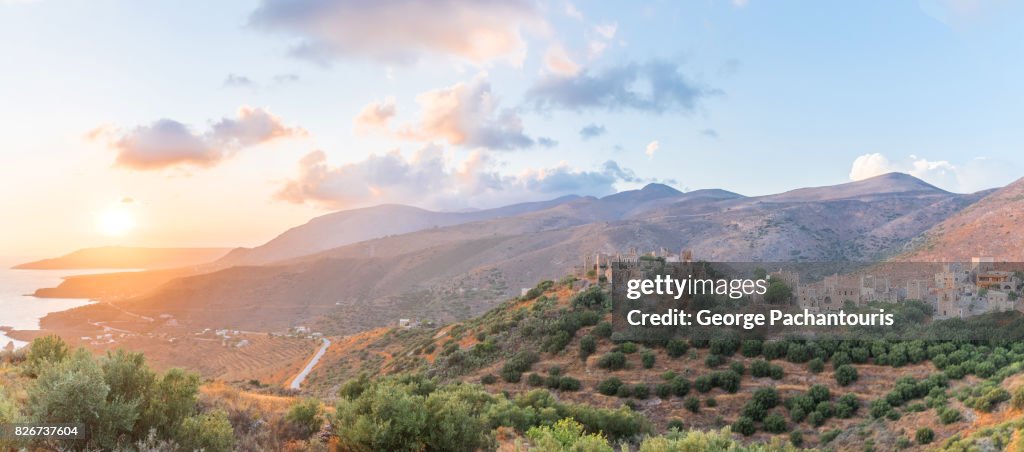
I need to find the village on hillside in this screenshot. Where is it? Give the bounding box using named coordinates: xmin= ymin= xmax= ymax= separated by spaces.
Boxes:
xmin=578 ymin=249 xmax=1023 ymax=321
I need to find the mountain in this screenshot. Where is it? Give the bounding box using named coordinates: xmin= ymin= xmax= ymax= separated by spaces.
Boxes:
xmin=38 ymin=173 xmax=995 ymax=337
xmin=897 ymin=176 xmax=1024 ymax=261
xmin=763 ymin=172 xmax=949 ymax=202
xmin=13 ymin=247 xmax=231 ymax=270
xmin=214 ymin=196 xmax=582 ymax=266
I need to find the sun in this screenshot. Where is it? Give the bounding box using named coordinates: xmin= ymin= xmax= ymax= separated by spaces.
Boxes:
xmin=96 ymin=205 xmax=136 ymax=236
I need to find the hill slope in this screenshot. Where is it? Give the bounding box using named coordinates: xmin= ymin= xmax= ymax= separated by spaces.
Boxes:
xmin=14 ymin=246 xmax=231 ymax=270
xmin=897 ymin=176 xmax=1024 ymax=261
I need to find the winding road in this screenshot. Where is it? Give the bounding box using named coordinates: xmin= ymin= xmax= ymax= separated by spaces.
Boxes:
xmin=289 ymin=338 xmax=331 ymax=390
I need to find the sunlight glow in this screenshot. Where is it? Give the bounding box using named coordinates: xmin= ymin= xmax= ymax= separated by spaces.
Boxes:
xmin=96 ymin=205 xmax=136 ymax=236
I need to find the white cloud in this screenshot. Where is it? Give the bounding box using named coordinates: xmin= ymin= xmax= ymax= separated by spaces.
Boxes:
xmin=565 ymin=1 xmax=584 ymax=20
xmin=374 ymin=75 xmax=537 ymax=150
xmin=276 ymin=147 xmax=640 ymax=210
xmin=96 ymin=107 xmax=305 ymax=170
xmin=249 ymin=0 xmax=542 ymax=66
xmin=645 ymin=140 xmax=659 ymax=159
xmin=544 ymin=45 xmax=581 ymax=76
xmin=353 ymin=97 xmax=397 ymax=135
xmin=594 ymin=22 xmax=617 ymax=40
xmin=849 ymin=152 xmax=1019 ymax=192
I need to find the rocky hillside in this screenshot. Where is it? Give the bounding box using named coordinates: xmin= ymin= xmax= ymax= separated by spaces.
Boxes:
xmin=898 ymin=176 xmax=1024 ymax=262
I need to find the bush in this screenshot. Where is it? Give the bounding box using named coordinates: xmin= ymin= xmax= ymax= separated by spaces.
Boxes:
xmin=597 ymin=378 xmax=623 ymax=396
xmin=732 ymin=416 xmax=756 ymax=436
xmin=632 ymin=384 xmax=650 ymax=399
xmin=764 ymin=413 xmax=787 ymax=434
xmin=25 ymin=335 xmax=69 ymax=377
xmin=559 ymin=377 xmax=582 ymax=392
xmin=768 ymin=364 xmax=784 ymax=380
xmin=667 ymin=419 xmax=684 ymax=431
xmin=821 ymin=429 xmax=841 ymax=444
xmin=704 ymin=354 xmax=724 ymax=368
xmin=684 ymin=396 xmax=700 ymax=413
xmin=915 ymin=427 xmax=934 ymax=445
xmin=579 ymin=335 xmax=597 ymax=361
xmin=481 ymin=374 xmax=497 ymax=385
xmin=656 ymin=383 xmax=672 ymax=399
xmin=938 ymin=406 xmax=960 ymax=424
xmin=641 ymin=351 xmax=656 ymax=369
xmin=285 ymin=399 xmax=323 ymax=439
xmin=869 ymin=399 xmax=892 ymax=419
xmin=526 ymin=373 xmax=543 ymax=387
xmin=705 ymin=397 xmax=717 ymax=407
xmin=750 ymin=359 xmax=770 ymax=377
xmin=694 ymin=375 xmax=712 ymax=393
xmin=790 ymin=430 xmax=803 ymax=447
xmin=597 ymin=352 xmax=627 ymax=370
xmin=178 ymin=410 xmax=235 ymax=452
xmin=501 ymin=350 xmax=540 ymax=382
xmin=808 ymin=358 xmax=824 ymax=374
xmin=729 ymin=362 xmax=745 ymax=376
xmin=527 ymin=418 xmax=612 ymax=452
xmin=1013 ymin=385 xmax=1024 ymax=409
xmin=741 ymin=340 xmax=763 ymax=357
xmin=620 ymin=342 xmax=638 ymax=354
xmin=593 ymin=322 xmax=613 ymax=338
xmin=671 ymin=377 xmax=690 ymax=397
xmin=835 ymin=364 xmax=858 ymax=386
xmin=666 ymin=340 xmax=689 ymax=358
xmin=808 ymin=384 xmax=830 ymax=403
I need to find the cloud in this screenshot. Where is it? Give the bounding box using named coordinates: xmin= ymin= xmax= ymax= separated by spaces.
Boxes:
xmin=224 ymin=74 xmax=255 ymax=88
xmin=99 ymin=107 xmax=305 ymax=170
xmin=564 ymin=1 xmax=584 ymax=20
xmin=353 ymin=97 xmax=397 ymax=135
xmin=537 ymin=137 xmax=558 ymax=148
xmin=645 ymin=140 xmax=659 ymax=159
xmin=273 ymin=73 xmax=300 ymax=84
xmin=248 ymin=0 xmax=541 ymax=66
xmin=389 ymin=75 xmax=537 ymax=150
xmin=849 ymin=152 xmax=1019 ymax=193
xmin=526 ymin=60 xmax=719 ymax=114
xmin=276 ymin=146 xmax=639 ymax=210
xmin=544 ymin=45 xmax=581 ymax=77
xmin=700 ymin=128 xmax=719 ymax=139
xmin=593 ymin=22 xmax=617 ymax=39
xmin=579 ymin=124 xmax=606 ymax=140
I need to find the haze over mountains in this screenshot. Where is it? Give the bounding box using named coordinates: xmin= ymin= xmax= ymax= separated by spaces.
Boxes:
xmin=14 ymin=246 xmax=231 ymax=270
xmin=35 ymin=172 xmax=1020 ymax=337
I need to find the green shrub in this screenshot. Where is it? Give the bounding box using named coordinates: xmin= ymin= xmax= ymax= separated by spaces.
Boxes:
xmin=620 ymin=342 xmax=638 ymax=354
xmin=938 ymin=406 xmax=960 ymax=424
xmin=285 ymin=398 xmax=324 ymax=438
xmin=835 ymin=364 xmax=858 ymax=386
xmin=597 ymin=352 xmax=627 ymax=370
xmin=597 ymin=378 xmax=623 ymax=396
xmin=732 ymin=416 xmax=756 ymax=436
xmin=178 ymin=410 xmax=235 ymax=452
xmin=768 ymin=364 xmax=784 ymax=380
xmin=579 ymin=335 xmax=597 ymax=361
xmin=790 ymin=430 xmax=803 ymax=447
xmin=694 ymin=375 xmax=712 ymax=393
xmin=671 ymin=377 xmax=690 ymax=397
xmin=705 ymin=397 xmax=717 ymax=407
xmin=25 ymin=335 xmax=69 ymax=377
xmin=559 ymin=377 xmax=581 ymax=392
xmin=915 ymin=427 xmax=934 ymax=445
xmin=641 ymin=351 xmax=656 ymax=369
xmin=593 ymin=322 xmax=614 ymax=338
xmin=481 ymin=374 xmax=497 ymax=385
xmin=526 ymin=373 xmax=543 ymax=387
xmin=632 ymin=384 xmax=649 ymax=399
xmin=684 ymin=396 xmax=700 ymax=413
xmin=666 ymin=340 xmax=689 ymax=358
xmin=808 ymin=358 xmax=824 ymax=374
xmin=750 ymin=359 xmax=770 ymax=377
xmin=820 ymin=429 xmax=841 ymax=444
xmin=704 ymin=354 xmax=724 ymax=368
xmin=808 ymin=384 xmax=830 ymax=403
xmin=656 ymin=383 xmax=672 ymax=399
xmin=667 ymin=419 xmax=684 ymax=431
xmin=764 ymin=413 xmax=787 ymax=434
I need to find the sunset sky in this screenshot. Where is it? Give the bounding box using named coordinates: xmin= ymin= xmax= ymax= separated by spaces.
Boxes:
xmin=2 ymin=0 xmax=1023 ymax=256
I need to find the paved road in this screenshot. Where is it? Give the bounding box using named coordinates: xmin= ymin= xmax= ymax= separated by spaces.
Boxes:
xmin=289 ymin=338 xmax=331 ymax=390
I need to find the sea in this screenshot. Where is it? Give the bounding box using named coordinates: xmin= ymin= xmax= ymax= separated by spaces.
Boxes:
xmin=0 ymin=257 xmax=123 ymax=349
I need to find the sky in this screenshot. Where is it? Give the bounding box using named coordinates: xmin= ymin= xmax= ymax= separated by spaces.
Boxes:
xmin=2 ymin=0 xmax=1023 ymax=257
